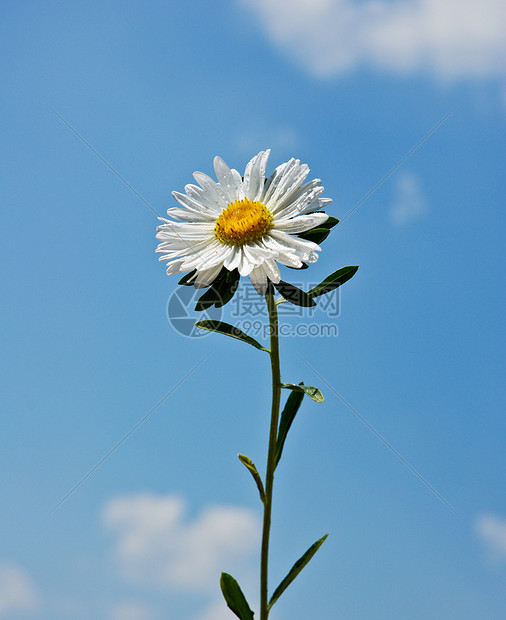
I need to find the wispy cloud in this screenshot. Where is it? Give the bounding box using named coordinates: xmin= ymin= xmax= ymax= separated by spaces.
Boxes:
xmin=102 ymin=493 xmax=260 ymax=593
xmin=0 ymin=564 xmax=38 ymax=616
xmin=475 ymin=513 xmax=506 ymax=561
xmin=389 ymin=171 xmax=428 ymax=226
xmin=240 ymin=0 xmax=506 ymax=80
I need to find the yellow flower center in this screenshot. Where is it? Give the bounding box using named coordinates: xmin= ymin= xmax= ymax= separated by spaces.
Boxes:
xmin=214 ymin=199 xmax=273 ymax=246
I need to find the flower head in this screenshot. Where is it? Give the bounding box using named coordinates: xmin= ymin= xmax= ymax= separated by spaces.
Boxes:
xmin=156 ymin=150 xmax=332 ymax=295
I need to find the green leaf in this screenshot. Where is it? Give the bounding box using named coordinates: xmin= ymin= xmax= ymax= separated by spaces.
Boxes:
xmin=268 ymin=534 xmax=329 ymax=610
xmin=238 ymin=454 xmax=265 ymax=503
xmin=195 ymin=320 xmax=269 ymax=352
xmin=281 ymin=382 xmax=324 ymax=403
xmin=307 ymin=265 xmax=359 ymax=298
xmin=273 ymin=280 xmax=316 ymax=307
xmin=220 ymin=573 xmax=255 ymax=620
xmin=275 ymin=390 xmax=305 ymax=468
xmin=178 ymin=270 xmax=197 ymax=286
xmin=297 ymin=228 xmax=331 ymax=244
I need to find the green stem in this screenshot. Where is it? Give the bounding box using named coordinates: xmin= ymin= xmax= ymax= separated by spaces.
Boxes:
xmin=260 ymin=292 xmax=282 ymax=620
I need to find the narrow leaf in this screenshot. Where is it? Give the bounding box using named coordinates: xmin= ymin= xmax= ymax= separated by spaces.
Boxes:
xmin=195 ymin=320 xmax=269 ymax=352
xmin=307 ymin=265 xmax=359 ymax=298
xmin=281 ymin=382 xmax=324 ymax=403
xmin=238 ymin=454 xmax=265 ymax=503
xmin=220 ymin=572 xmax=255 ymax=620
xmin=297 ymin=228 xmax=330 ymax=244
xmin=268 ymin=534 xmax=329 ymax=610
xmin=275 ymin=390 xmax=305 ymax=468
xmin=273 ymin=280 xmax=316 ymax=307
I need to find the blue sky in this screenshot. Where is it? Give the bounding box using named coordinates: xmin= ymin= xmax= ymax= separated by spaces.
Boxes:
xmin=1 ymin=1 xmax=505 ymax=619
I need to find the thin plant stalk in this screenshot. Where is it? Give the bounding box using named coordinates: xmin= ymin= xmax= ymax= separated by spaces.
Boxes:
xmin=260 ymin=291 xmax=282 ymax=620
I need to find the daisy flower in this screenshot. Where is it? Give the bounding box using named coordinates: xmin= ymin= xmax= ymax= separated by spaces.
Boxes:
xmin=156 ymin=150 xmax=331 ymax=295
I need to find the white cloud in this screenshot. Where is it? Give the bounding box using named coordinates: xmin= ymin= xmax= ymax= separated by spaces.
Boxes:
xmin=389 ymin=171 xmax=427 ymax=226
xmin=475 ymin=513 xmax=506 ymax=560
xmin=102 ymin=493 xmax=260 ymax=593
xmin=0 ymin=564 xmax=38 ymax=616
xmin=109 ymin=601 xmax=157 ymax=620
xmin=240 ymin=0 xmax=506 ymax=80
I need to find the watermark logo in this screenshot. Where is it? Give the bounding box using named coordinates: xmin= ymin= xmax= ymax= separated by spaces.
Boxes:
xmin=166 ymin=286 xmax=222 ymax=338
xmin=166 ymin=282 xmax=342 ymax=339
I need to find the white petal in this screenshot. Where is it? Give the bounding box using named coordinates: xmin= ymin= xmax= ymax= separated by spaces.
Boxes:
xmin=156 ymin=222 xmax=215 ymax=240
xmin=159 ymin=240 xmax=226 ymax=276
xmin=257 ymin=237 xmax=304 ymax=268
xmin=248 ymin=241 xmax=276 ymax=262
xmin=316 ymin=197 xmax=332 ymax=210
xmin=265 ymin=230 xmax=322 ymax=265
xmin=261 ymin=258 xmax=281 ymax=283
xmin=296 ymin=194 xmax=332 ymax=216
xmin=164 ymin=259 xmax=185 ymax=275
xmin=237 ymin=248 xmax=255 ymax=277
xmin=224 ymin=247 xmax=242 ymax=271
xmin=243 ymin=150 xmax=270 ymax=201
xmin=188 ymin=242 xmax=230 ymax=271
xmin=249 ymin=265 xmax=268 ymax=295
xmin=261 ymin=160 xmax=291 ymax=203
xmin=230 ymin=168 xmax=245 ymax=199
xmin=264 ymin=159 xmax=310 ymax=208
xmin=165 ymin=207 xmax=214 ymax=223
xmin=214 ymin=156 xmax=243 ymax=203
xmin=274 ymin=213 xmax=329 ymax=233
xmin=184 ymin=183 xmax=223 ymax=213
xmin=275 ymin=253 xmax=303 ymax=268
xmin=156 ymin=237 xmax=216 ymax=256
xmin=172 ymin=190 xmax=216 ymax=216
xmin=223 ymin=247 xmax=249 ymax=277
xmin=157 ymin=241 xmax=210 ymax=261
xmin=243 ymin=244 xmax=266 ymax=267
xmin=269 ymin=229 xmax=321 ymax=255
xmin=194 ymin=263 xmax=224 ymax=288
xmin=192 ymin=171 xmax=227 ymax=212
xmin=271 ymin=180 xmax=325 ymax=217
